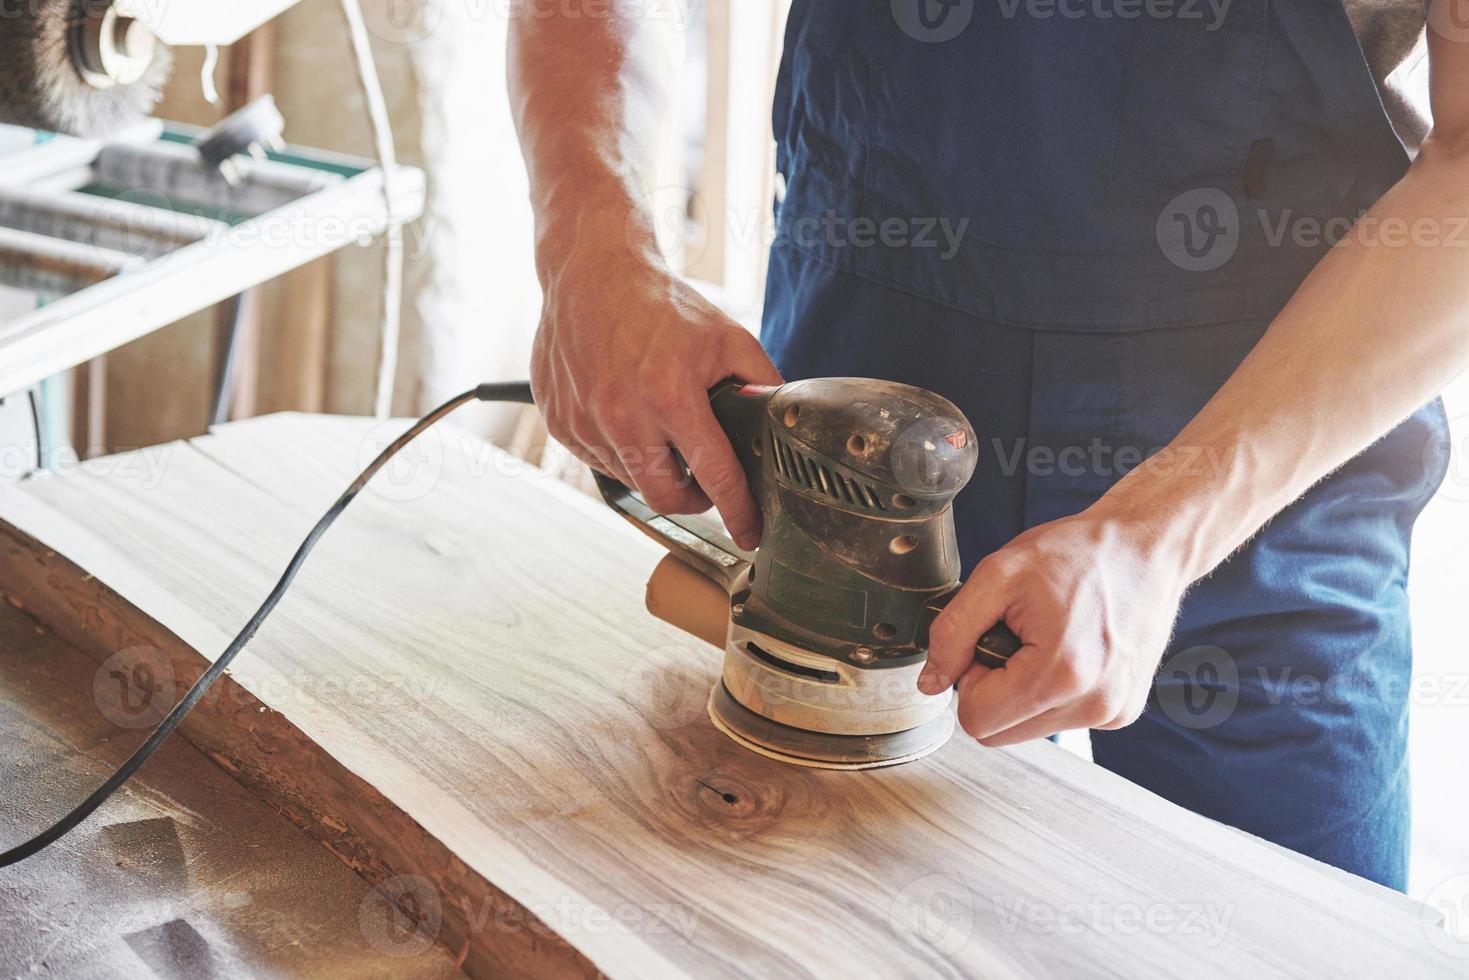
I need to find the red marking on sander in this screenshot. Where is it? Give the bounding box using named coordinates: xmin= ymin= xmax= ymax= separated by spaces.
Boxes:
xmin=944 ymin=431 xmax=969 ymax=450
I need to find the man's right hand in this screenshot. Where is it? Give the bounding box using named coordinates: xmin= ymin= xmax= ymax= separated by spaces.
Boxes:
xmin=509 ymin=0 xmax=780 ymax=549
xmin=531 ymin=250 xmax=782 ymax=551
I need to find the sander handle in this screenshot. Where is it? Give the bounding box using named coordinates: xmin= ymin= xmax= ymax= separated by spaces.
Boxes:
xmin=921 ymin=593 xmax=1024 ymax=671
xmin=593 ymin=470 xmax=752 ymax=594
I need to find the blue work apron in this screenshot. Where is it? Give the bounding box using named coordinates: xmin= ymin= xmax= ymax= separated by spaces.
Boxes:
xmin=761 ymin=1 xmax=1451 ymax=889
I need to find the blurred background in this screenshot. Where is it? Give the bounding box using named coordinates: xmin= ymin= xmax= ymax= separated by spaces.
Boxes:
xmin=0 ymin=0 xmax=790 ymax=468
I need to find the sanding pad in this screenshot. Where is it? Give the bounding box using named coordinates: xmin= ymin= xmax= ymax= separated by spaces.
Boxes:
xmin=707 ymin=682 xmax=954 ymax=770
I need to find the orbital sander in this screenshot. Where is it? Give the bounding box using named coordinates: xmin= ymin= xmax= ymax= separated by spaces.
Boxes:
xmin=597 ymin=378 xmax=1021 ymax=770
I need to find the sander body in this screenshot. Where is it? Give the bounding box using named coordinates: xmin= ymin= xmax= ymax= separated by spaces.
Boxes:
xmin=597 ymin=378 xmax=1021 ymax=769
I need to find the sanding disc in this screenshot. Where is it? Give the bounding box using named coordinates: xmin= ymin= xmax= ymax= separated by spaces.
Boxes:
xmin=707 ymin=682 xmax=954 ymax=770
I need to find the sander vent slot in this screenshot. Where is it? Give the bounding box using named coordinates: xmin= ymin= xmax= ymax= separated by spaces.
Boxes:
xmin=769 ymin=430 xmax=886 ymax=512
xmin=744 ymin=641 xmax=840 ymax=683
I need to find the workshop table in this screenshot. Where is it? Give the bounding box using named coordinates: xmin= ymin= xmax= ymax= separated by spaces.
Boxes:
xmin=0 ymin=413 xmax=1457 ymax=978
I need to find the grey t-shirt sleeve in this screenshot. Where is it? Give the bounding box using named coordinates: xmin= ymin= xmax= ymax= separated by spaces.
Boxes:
xmin=1343 ymin=0 xmax=1432 ymax=153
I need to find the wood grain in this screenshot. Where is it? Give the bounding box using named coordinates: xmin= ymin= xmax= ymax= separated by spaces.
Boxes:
xmin=0 ymin=599 xmax=463 ymax=979
xmin=0 ymin=413 xmax=1458 ymax=978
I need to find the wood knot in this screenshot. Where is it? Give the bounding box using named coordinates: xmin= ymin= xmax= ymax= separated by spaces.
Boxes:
xmin=678 ymin=769 xmax=797 ymax=839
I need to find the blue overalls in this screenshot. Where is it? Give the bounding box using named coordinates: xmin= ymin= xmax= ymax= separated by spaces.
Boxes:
xmin=761 ymin=1 xmax=1452 ymax=889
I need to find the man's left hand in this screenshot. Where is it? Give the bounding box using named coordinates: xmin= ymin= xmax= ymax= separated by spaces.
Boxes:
xmin=917 ymin=508 xmax=1188 ymax=746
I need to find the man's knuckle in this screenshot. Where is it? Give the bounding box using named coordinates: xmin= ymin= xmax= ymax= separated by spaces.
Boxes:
xmin=976 ymin=552 xmax=1015 ymax=580
xmin=646 ymin=383 xmax=687 ymax=414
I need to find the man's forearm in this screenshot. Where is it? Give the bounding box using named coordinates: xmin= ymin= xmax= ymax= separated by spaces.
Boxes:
xmin=1101 ymin=135 xmax=1469 ymax=583
xmin=507 ymin=1 xmax=681 ymax=279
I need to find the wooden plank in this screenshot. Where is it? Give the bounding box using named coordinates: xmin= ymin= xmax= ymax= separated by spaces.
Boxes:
xmin=0 ymin=599 xmax=463 ymax=979
xmin=0 ymin=413 xmax=1457 ymax=978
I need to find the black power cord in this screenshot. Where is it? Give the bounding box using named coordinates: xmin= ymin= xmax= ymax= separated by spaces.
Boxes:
xmin=0 ymin=381 xmax=535 ymax=867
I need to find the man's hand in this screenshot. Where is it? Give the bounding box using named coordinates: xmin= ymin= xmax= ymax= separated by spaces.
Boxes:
xmin=917 ymin=507 xmax=1188 ymax=745
xmin=509 ymin=1 xmax=782 ymax=549
xmin=531 ymin=250 xmax=781 ymax=550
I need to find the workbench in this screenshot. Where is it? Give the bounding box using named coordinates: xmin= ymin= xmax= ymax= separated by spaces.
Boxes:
xmin=0 ymin=412 xmax=1458 ymax=978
